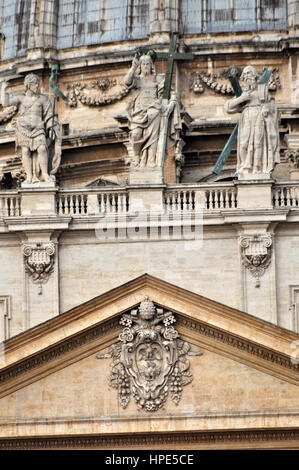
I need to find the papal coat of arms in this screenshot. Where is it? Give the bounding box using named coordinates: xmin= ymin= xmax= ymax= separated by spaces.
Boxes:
xmin=97 ymin=297 xmax=202 ymax=412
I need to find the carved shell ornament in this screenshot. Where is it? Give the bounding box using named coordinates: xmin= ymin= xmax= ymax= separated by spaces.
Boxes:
xmin=97 ymin=297 xmax=202 ymax=412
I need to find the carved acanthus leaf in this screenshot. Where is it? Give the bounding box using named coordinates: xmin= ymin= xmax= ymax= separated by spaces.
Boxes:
xmin=97 ymin=297 xmax=202 ymax=412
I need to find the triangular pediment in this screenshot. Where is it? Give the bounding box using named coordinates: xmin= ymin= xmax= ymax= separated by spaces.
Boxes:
xmin=0 ymin=274 xmax=298 ymax=449
xmin=1 ymin=273 xmax=298 ymax=391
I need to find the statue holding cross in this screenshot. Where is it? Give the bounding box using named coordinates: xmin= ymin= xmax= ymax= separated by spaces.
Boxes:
xmin=124 ymin=34 xmax=192 ymax=174
xmin=223 ymin=65 xmax=280 ymax=179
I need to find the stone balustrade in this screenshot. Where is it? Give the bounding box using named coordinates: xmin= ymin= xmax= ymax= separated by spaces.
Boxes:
xmin=1 ymin=182 xmax=299 ymax=218
xmin=272 ymin=183 xmax=299 ymax=208
xmin=56 ymin=188 xmax=130 ymax=216
xmin=0 ymin=192 xmax=22 ymax=216
xmin=164 ymin=183 xmax=238 ymax=211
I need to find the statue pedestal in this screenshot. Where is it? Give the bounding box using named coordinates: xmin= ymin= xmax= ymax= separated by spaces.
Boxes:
xmin=237 ymin=172 xmax=272 ymax=181
xmin=129 ymin=167 xmax=163 ymax=185
xmin=21 ymin=181 xmax=56 ymax=189
xmin=237 ymin=180 xmax=274 ymax=209
xmin=20 ymin=182 xmax=57 ymax=216
xmin=128 ymin=167 xmax=164 ymax=213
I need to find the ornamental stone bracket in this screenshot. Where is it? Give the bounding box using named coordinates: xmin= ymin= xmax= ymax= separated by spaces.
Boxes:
xmin=23 ymin=242 xmax=55 ymax=295
xmin=239 ymin=234 xmax=272 ymax=288
xmin=97 ymin=296 xmax=202 ymax=412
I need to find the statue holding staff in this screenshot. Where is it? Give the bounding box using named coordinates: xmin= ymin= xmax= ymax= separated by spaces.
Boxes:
xmin=0 ymin=73 xmax=61 ymax=184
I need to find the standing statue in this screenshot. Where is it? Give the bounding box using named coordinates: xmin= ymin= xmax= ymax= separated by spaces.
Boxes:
xmin=224 ymin=65 xmax=280 ymax=178
xmin=0 ymin=73 xmax=61 ymax=184
xmin=124 ymin=51 xmax=181 ymax=168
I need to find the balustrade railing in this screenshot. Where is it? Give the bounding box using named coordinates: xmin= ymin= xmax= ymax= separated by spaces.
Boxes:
xmin=164 ymin=184 xmax=238 ymax=211
xmin=1 ymin=182 xmax=299 ymax=218
xmin=0 ymin=193 xmax=21 ymax=216
xmin=56 ymin=189 xmax=129 ymax=215
xmin=273 ymin=184 xmax=299 ymax=208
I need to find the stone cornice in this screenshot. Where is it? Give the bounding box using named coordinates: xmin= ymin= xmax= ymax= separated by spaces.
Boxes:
xmin=0 ymin=428 xmax=298 ymax=450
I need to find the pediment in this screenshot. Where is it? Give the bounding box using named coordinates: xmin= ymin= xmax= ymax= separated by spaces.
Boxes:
xmin=0 ymin=274 xmax=298 ymax=448
xmin=1 ymin=274 xmax=298 ymax=393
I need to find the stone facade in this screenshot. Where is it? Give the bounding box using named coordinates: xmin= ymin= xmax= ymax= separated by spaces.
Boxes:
xmin=0 ymin=0 xmax=298 ymax=450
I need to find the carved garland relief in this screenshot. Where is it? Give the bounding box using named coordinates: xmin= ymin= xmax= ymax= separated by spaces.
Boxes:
xmin=97 ymin=297 xmax=202 ymax=412
xmin=189 ymin=67 xmax=281 ymax=95
xmin=66 ymin=77 xmax=130 ymax=108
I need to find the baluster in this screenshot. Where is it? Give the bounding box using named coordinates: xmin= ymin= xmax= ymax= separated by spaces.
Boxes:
xmin=289 ymin=187 xmax=294 ymax=207
xmin=214 ymin=190 xmax=218 ymax=209
xmin=11 ymin=197 xmax=16 ymax=216
xmin=219 ymin=190 xmax=224 ymax=209
xmin=181 ymin=191 xmax=187 ymax=211
xmin=112 ymin=193 xmax=117 ymax=213
xmin=285 ymin=187 xmax=291 ymax=207
xmin=118 ymin=193 xmax=124 ymax=213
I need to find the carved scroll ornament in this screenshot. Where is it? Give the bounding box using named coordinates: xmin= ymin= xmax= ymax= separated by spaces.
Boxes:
xmin=23 ymin=243 xmax=55 ymax=294
xmin=240 ymin=234 xmax=272 ymax=287
xmin=97 ymin=296 xmax=202 ymax=412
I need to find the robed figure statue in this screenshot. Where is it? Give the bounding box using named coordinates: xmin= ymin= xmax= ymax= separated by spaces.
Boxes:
xmin=224 ymin=65 xmax=280 ymax=178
